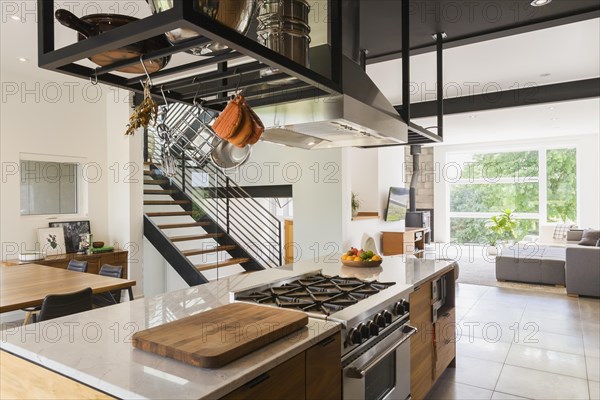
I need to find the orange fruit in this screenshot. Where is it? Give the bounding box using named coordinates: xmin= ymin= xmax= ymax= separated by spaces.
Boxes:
xmin=341 ymin=255 xmax=348 ymax=261
xmin=372 ymin=255 xmax=382 ymax=261
xmin=353 ymin=256 xmax=361 ymax=262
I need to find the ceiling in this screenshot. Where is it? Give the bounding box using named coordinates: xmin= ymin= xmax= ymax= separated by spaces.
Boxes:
xmin=1 ymin=1 xmax=598 ymax=145
xmin=413 ymin=97 xmax=600 ymax=145
xmin=360 ymin=0 xmax=600 ymax=61
xmin=366 ymin=18 xmax=600 ymax=104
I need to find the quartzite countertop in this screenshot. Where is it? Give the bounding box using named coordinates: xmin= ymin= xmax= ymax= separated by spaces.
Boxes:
xmin=0 ymin=255 xmax=456 ymax=399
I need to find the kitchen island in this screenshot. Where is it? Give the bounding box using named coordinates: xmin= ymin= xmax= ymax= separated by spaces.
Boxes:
xmin=1 ymin=256 xmax=456 ymax=399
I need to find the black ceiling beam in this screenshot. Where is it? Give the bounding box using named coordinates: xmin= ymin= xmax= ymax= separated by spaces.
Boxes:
xmin=396 ymin=78 xmax=600 ymax=118
xmin=367 ymin=9 xmax=600 ymax=64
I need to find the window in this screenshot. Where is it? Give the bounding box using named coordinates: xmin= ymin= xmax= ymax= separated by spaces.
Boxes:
xmin=20 ymin=161 xmax=78 ymax=215
xmin=448 ymin=147 xmax=576 ymax=244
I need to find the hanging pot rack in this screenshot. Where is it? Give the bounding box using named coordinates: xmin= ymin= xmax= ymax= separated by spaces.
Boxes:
xmin=37 ymin=0 xmax=343 ymax=111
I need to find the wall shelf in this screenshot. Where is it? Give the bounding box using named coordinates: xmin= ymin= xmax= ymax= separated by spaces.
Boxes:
xmin=351 ymin=212 xmax=380 ymax=221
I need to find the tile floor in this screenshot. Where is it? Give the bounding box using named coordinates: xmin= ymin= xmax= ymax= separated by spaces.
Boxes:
xmin=426 ymin=283 xmax=600 ymax=400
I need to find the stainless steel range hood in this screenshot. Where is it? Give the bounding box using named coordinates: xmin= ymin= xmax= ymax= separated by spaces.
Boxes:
xmin=256 ymin=55 xmax=408 ymax=149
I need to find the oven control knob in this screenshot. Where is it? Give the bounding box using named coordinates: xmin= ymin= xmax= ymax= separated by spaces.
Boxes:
xmin=374 ymin=313 xmax=386 ymax=328
xmin=382 ymin=310 xmax=393 ymax=324
xmin=393 ymin=302 xmax=405 ymax=316
xmin=347 ymin=328 xmax=362 ymax=345
xmin=401 ymin=299 xmax=410 ymax=314
xmin=358 ymin=323 xmax=370 ymax=339
xmin=367 ymin=321 xmax=379 ymax=336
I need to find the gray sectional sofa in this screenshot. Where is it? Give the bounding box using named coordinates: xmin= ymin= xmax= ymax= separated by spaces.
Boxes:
xmin=495 ymin=229 xmax=600 ymax=297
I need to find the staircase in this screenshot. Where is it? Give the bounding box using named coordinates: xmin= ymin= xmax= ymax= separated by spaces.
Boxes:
xmin=143 ymin=103 xmax=283 ymax=285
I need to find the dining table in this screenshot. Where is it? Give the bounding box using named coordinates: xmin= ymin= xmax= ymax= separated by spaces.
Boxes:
xmin=0 ymin=263 xmax=136 ymax=313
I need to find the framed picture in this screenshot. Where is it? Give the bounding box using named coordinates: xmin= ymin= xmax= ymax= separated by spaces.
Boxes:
xmin=49 ymin=221 xmax=91 ymax=253
xmin=37 ymin=227 xmax=67 ymax=256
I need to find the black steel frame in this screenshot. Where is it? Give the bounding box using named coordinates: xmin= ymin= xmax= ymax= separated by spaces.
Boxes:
xmin=399 ymin=1 xmax=444 ymax=146
xmin=37 ymin=0 xmax=343 ymax=110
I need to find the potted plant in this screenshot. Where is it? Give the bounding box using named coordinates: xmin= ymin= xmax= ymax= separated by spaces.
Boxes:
xmin=351 ymin=192 xmax=361 ymax=217
xmin=486 ymin=209 xmax=518 ymax=255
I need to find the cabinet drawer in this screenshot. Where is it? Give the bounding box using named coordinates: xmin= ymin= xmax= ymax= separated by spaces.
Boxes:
xmin=221 ymin=352 xmax=305 ymax=400
xmin=434 ymin=308 xmax=456 ymax=379
xmin=306 ymin=333 xmax=341 ymax=400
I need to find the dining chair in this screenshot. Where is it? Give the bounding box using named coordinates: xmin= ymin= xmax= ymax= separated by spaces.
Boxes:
xmin=23 ymin=260 xmax=89 ymax=324
xmin=67 ymin=260 xmax=88 ymax=272
xmin=35 ymin=287 xmax=93 ymax=322
xmin=92 ymin=264 xmax=124 ymax=307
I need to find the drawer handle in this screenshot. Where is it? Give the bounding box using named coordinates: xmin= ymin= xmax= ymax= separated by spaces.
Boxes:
xmin=246 ymin=373 xmax=270 ymax=389
xmin=320 ymin=336 xmax=335 ymax=347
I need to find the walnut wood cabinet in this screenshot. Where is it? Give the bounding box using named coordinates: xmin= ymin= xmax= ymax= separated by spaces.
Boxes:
xmin=221 ymin=332 xmax=341 ymax=400
xmin=409 ymin=267 xmax=456 ymax=400
xmin=5 ymin=251 xmax=128 ymax=277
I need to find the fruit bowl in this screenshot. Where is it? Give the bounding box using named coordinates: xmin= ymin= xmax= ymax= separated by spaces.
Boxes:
xmin=341 ymin=259 xmax=383 ymax=268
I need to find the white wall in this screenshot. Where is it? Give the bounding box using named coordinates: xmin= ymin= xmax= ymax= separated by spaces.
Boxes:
xmin=433 ymin=134 xmax=600 ymax=243
xmin=105 ymin=89 xmax=144 ymax=296
xmin=226 ymin=142 xmax=344 ymax=262
xmin=349 ymin=148 xmax=379 ymax=212
xmin=0 ymin=70 xmax=109 ymax=261
xmin=342 ymin=146 xmax=407 ymax=252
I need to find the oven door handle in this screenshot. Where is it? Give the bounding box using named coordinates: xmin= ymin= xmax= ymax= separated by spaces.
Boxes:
xmin=347 ymin=325 xmax=418 ymax=379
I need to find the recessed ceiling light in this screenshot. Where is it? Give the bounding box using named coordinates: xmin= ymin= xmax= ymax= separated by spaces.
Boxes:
xmin=469 ymin=115 xmax=477 ymax=119
xmin=17 ymin=57 xmax=28 ymax=62
xmin=530 ymin=0 xmax=552 ymax=6
xmin=549 ymin=106 xmax=555 ymax=110
xmin=10 ymin=15 xmax=21 ymax=21
xmin=307 ymin=142 xmax=315 ymax=146
xmin=551 ymin=118 xmax=558 ymax=121
xmin=540 ymin=73 xmax=551 ymax=77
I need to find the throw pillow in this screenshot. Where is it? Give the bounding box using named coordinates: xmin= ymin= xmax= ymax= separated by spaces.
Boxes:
xmin=566 ymin=229 xmax=583 ymax=242
xmin=553 ymin=224 xmax=574 ymax=240
xmin=578 ymin=229 xmax=600 ymax=246
xmin=596 ymin=239 xmax=600 ymax=247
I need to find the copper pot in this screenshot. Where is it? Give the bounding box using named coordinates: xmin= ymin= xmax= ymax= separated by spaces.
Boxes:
xmin=55 ymin=9 xmax=171 ymax=74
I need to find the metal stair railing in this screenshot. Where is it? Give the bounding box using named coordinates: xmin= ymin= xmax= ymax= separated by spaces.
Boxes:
xmin=146 ymin=102 xmax=282 ymax=269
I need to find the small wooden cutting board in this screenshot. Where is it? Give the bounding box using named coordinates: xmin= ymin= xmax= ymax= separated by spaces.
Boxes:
xmin=132 ymin=303 xmax=308 ymax=368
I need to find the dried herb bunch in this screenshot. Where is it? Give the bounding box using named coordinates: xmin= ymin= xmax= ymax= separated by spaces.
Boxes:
xmin=125 ymin=78 xmax=158 ymax=135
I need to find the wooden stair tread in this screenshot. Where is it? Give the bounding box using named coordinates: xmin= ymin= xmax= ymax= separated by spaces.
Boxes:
xmin=144 ymin=179 xmax=169 ymax=185
xmin=146 ymin=211 xmax=193 ymax=217
xmin=144 ymin=161 xmax=161 ymax=166
xmin=144 ymin=200 xmax=190 ymax=205
xmin=143 ymin=170 xmax=154 ymax=175
xmin=158 ymin=222 xmax=210 ymax=229
xmin=144 ymin=189 xmax=178 ymax=195
xmin=195 ymin=258 xmax=250 ymax=271
xmin=169 ymin=233 xmax=224 ymax=242
xmin=183 ymin=245 xmax=236 ymax=256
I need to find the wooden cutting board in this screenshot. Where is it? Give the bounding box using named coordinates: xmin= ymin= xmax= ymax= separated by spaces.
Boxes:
xmin=132 ymin=303 xmax=308 ymax=368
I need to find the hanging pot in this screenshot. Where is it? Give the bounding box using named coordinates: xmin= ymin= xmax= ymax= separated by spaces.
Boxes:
xmin=146 ymin=0 xmax=256 ymax=56
xmin=55 ymin=9 xmax=171 ymax=74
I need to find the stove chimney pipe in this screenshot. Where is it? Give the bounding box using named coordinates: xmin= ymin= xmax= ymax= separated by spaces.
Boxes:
xmin=409 ymin=145 xmax=422 ymax=212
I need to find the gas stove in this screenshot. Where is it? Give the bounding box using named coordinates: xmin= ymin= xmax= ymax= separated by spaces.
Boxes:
xmin=232 ymin=272 xmax=412 ymax=358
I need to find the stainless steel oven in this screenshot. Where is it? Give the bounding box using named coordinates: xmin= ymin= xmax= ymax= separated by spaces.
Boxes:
xmin=343 ymin=323 xmax=417 ymax=400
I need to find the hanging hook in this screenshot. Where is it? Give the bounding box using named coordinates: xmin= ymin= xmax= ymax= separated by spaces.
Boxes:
xmin=140 ymin=55 xmax=153 ymax=87
xmin=160 ymin=85 xmax=169 ymax=107
xmin=90 ymin=68 xmax=98 ymax=85
xmin=192 ymin=77 xmax=203 ymax=105
xmin=233 ymin=67 xmax=242 ymax=97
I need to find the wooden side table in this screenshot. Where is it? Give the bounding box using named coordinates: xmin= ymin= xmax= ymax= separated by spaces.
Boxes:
xmin=381 ymin=228 xmax=426 ymax=257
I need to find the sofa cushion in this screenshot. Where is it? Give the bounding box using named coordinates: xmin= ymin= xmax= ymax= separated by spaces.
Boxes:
xmin=578 ymin=229 xmax=600 ymax=246
xmin=596 ymin=239 xmax=600 ymax=247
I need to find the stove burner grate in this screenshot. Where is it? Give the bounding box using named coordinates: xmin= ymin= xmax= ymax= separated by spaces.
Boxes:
xmin=235 ymin=273 xmax=395 ymax=316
